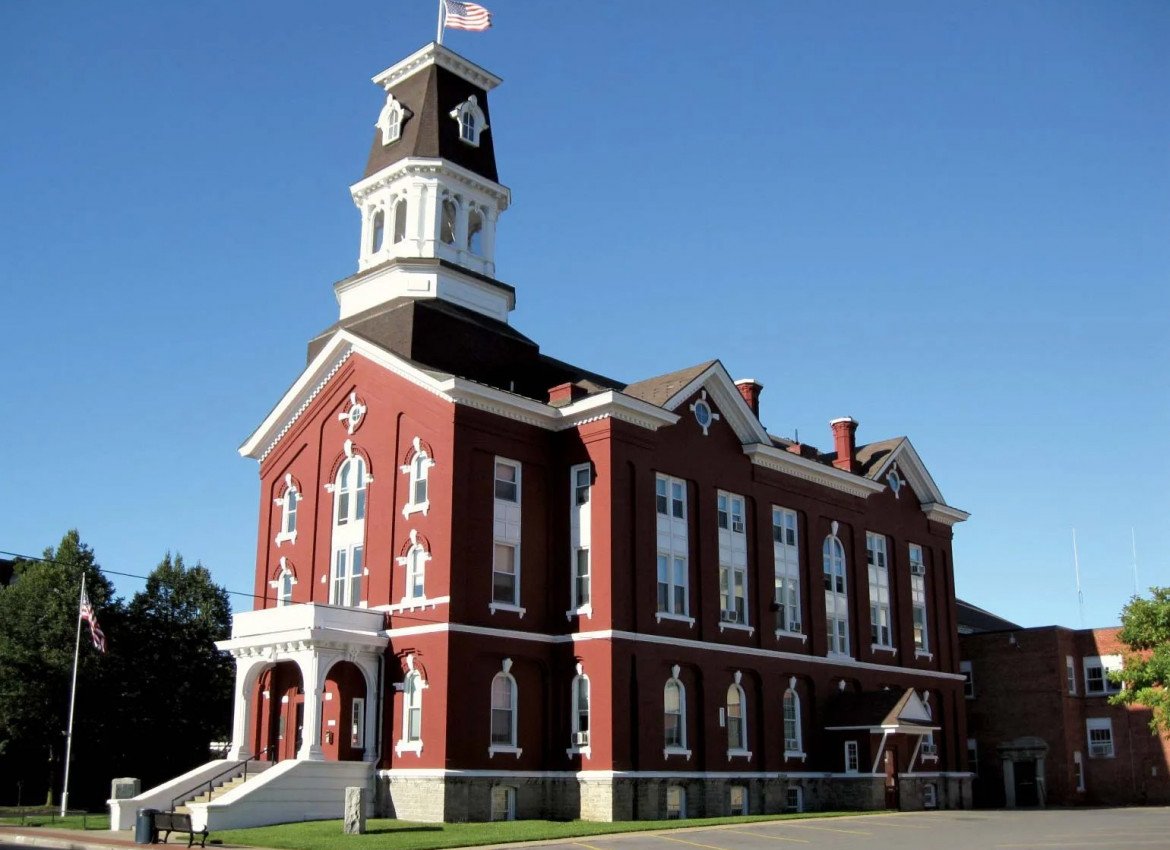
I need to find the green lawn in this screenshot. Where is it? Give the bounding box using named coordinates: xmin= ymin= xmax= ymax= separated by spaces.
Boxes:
xmin=218 ymin=811 xmax=876 ymax=850
xmin=0 ymin=812 xmax=110 ymax=830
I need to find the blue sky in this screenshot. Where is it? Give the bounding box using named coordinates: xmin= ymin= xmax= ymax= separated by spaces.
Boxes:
xmin=2 ymin=1 xmax=1166 ymax=629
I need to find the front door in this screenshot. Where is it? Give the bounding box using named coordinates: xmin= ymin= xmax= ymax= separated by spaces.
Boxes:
xmin=884 ymin=749 xmax=900 ymax=809
xmin=1015 ymin=759 xmax=1039 ymax=807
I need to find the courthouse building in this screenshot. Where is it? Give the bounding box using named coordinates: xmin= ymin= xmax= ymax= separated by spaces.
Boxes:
xmin=113 ymin=42 xmax=973 ymax=828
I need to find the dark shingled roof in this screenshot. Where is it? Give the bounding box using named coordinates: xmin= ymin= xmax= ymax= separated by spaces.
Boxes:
xmin=825 ymin=688 xmax=935 ymax=732
xmin=957 ymin=599 xmax=1022 ymax=634
xmin=622 ymin=360 xmax=718 ymax=407
xmin=855 ymin=437 xmax=906 ymax=478
xmin=364 ymin=63 xmax=499 ymax=182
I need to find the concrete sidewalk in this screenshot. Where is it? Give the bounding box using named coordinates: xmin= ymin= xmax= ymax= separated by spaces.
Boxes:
xmin=0 ymin=826 xmax=259 ymax=850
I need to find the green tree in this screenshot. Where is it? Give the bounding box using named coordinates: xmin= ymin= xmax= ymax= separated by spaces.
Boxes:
xmin=118 ymin=553 xmax=234 ymax=789
xmin=0 ymin=531 xmax=118 ymax=805
xmin=1110 ymin=587 xmax=1170 ymax=735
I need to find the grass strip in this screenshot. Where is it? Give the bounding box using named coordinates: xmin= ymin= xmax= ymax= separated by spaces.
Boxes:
xmin=0 ymin=813 xmax=110 ymax=830
xmin=217 ymin=811 xmax=879 ymax=850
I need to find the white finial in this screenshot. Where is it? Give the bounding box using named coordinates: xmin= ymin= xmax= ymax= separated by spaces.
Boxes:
xmin=501 ymin=657 xmax=512 ymax=674
xmin=671 ymin=664 xmax=681 ymax=680
xmin=831 ymin=520 xmax=839 ymax=536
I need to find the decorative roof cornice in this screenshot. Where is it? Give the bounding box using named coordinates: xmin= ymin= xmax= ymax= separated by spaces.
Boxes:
xmin=350 ymin=157 xmax=511 ymax=209
xmin=372 ymin=42 xmax=502 ymax=93
xmin=744 ymin=443 xmax=886 ymax=499
xmin=921 ymin=502 xmax=971 ymax=526
xmin=657 ymin=361 xmax=771 ymax=446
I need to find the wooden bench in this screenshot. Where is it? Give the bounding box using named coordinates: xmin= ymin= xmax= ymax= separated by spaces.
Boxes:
xmin=152 ymin=811 xmax=208 ymax=848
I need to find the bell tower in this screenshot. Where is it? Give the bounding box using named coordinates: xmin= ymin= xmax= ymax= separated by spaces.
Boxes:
xmin=340 ymin=43 xmax=513 ymax=323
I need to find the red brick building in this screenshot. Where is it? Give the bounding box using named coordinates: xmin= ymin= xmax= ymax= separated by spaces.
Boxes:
xmin=961 ymin=624 xmax=1170 ymax=808
xmin=112 ymin=42 xmax=973 ymax=829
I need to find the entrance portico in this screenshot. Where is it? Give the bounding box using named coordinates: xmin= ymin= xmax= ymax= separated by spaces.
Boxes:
xmin=216 ymin=603 xmax=387 ymax=762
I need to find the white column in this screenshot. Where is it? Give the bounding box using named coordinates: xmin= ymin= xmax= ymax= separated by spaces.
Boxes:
xmin=482 ymin=208 xmax=498 ymax=277
xmin=226 ymin=656 xmax=267 ymax=761
xmin=361 ymin=656 xmax=380 ymax=763
xmin=417 ymin=180 xmax=436 ymax=257
xmin=296 ymin=651 xmax=325 ymax=760
xmin=358 ymin=205 xmax=371 ymax=269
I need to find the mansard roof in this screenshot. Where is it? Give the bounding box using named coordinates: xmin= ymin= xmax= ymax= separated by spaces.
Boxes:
xmin=364 ymin=45 xmax=500 ymax=183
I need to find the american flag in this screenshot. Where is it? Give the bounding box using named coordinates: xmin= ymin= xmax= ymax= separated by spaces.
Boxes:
xmin=80 ymin=587 xmax=107 ymax=653
xmin=443 ymin=0 xmax=492 ymax=32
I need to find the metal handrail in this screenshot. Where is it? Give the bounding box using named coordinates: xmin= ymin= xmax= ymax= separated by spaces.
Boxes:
xmin=168 ymin=747 xmax=274 ymax=813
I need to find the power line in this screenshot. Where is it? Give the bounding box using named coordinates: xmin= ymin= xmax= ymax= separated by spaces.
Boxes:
xmin=0 ymin=548 xmax=447 ymax=628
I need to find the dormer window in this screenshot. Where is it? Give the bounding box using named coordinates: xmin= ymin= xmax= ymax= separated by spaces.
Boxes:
xmin=450 ymin=95 xmax=487 ymax=147
xmin=377 ymin=93 xmax=406 ymax=146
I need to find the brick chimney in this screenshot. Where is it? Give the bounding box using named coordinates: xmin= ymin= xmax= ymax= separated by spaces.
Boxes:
xmin=548 ymin=382 xmax=589 ymax=407
xmin=830 ymin=417 xmax=858 ymax=473
xmin=734 ymin=379 xmax=763 ymax=417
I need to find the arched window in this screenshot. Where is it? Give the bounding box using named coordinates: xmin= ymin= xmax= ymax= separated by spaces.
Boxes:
xmin=570 ymin=667 xmax=590 ymax=749
xmin=377 ymin=93 xmax=406 ymax=145
xmin=726 ymin=679 xmax=748 ymax=752
xmin=449 ymin=95 xmax=487 ymax=147
xmin=335 ymin=455 xmax=367 ymax=526
xmin=274 ymin=474 xmax=300 ymax=546
xmin=468 ymin=208 xmax=484 ymax=255
xmin=370 ymin=208 xmax=385 ymax=253
xmin=663 ymin=666 xmax=688 ymax=755
xmin=406 ymin=544 xmax=426 ymax=600
xmin=393 ymin=197 xmax=408 ymax=244
xmin=270 ymin=558 xmax=297 ymax=607
xmin=403 ymin=671 xmax=423 ymax=743
xmin=401 ymin=438 xmax=433 ymax=516
xmin=489 ymin=660 xmax=519 ymax=754
xmin=330 ymin=450 xmax=369 ymax=607
xmin=823 ymin=523 xmax=849 ymax=656
xmin=440 ymin=198 xmax=457 ymax=245
xmin=783 ymin=683 xmax=803 ymax=756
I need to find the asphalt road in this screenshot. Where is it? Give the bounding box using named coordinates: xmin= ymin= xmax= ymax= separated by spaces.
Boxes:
xmin=526 ymin=808 xmax=1170 ymax=850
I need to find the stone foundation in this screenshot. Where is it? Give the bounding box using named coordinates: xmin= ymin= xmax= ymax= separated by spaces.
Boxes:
xmin=377 ymin=772 xmax=973 ymax=822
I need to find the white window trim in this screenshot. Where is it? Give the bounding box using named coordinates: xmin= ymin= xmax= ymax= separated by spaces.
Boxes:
xmin=960 ymin=660 xmax=975 ymax=699
xmin=385 ymin=595 xmax=449 ymax=615
xmin=776 ymin=629 xmax=809 ymax=643
xmin=785 ymin=786 xmax=803 ymax=814
xmin=655 ymin=474 xmax=691 ymax=620
xmin=395 ymin=529 xmax=431 ymax=605
xmin=920 ymin=695 xmax=939 ymax=762
xmin=666 ymin=784 xmax=687 ymax=819
xmin=569 ymin=463 xmax=592 ymax=618
xmin=268 ymin=557 xmax=297 ymax=607
xmin=867 ymin=531 xmax=894 ymax=650
xmin=377 ymin=93 xmax=406 ymax=145
xmin=490 ymin=785 xmax=516 ymax=822
xmin=489 ymin=601 xmax=527 ymax=618
xmin=488 ymin=659 xmax=522 ymax=758
xmin=395 ymin=665 xmax=425 ymax=757
xmin=720 ymin=622 xmax=756 ymax=636
xmin=274 ymin=473 xmax=300 ymax=546
xmin=400 ymin=437 xmax=434 ymax=518
xmin=717 ymin=490 xmax=750 ymax=629
xmin=492 ymin=458 xmax=522 ymax=613
xmin=1066 ymin=655 xmax=1078 ymax=695
xmin=823 ymin=522 xmax=851 ymax=658
xmin=656 ymin=611 xmax=696 ymax=627
xmin=1086 ymin=717 xmax=1115 ymax=759
xmin=909 ymin=543 xmax=929 ymax=654
xmin=782 ymin=679 xmax=806 ymax=761
xmin=1074 ymin=750 xmax=1086 ymax=791
xmin=845 ymin=740 xmax=860 ymax=774
xmin=663 ymin=666 xmax=691 ymax=760
xmin=725 ymin=673 xmax=751 ymax=761
xmin=330 ymin=544 xmax=365 ymax=608
xmin=450 ymin=95 xmax=488 ymax=146
xmin=567 ymin=664 xmax=591 ymax=759
xmin=1084 ymin=655 xmax=1122 ymax=696
xmin=772 ymin=506 xmax=802 ymax=638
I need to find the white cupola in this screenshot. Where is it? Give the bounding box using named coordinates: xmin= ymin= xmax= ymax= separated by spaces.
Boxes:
xmin=339 ymin=43 xmax=514 ymax=324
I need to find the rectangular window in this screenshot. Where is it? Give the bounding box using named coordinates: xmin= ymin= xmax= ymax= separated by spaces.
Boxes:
xmin=1087 ymin=718 xmax=1115 ymax=758
xmin=967 ymin=738 xmax=978 ymax=775
xmin=961 ymin=660 xmax=975 ymax=699
xmin=729 ymin=785 xmax=747 ymax=816
xmin=718 ymin=490 xmax=749 ymax=626
xmin=923 ymin=783 xmax=937 ymax=808
xmin=845 ymin=740 xmax=859 ymax=774
xmin=492 ymin=457 xmax=522 ymax=611
xmin=569 ymin=463 xmax=592 ymax=611
xmin=909 ymin=544 xmax=928 ymax=651
xmin=351 ymin=697 xmax=365 ymax=749
xmin=1073 ymin=751 xmax=1085 ymax=790
xmin=330 ymin=545 xmax=363 ymax=607
xmin=493 ymin=543 xmax=517 ymax=604
xmin=666 ymin=785 xmax=685 ymax=819
xmin=772 ymin=507 xmax=801 ymax=634
xmin=784 ymin=787 xmax=802 ymax=814
xmin=867 ymin=532 xmax=892 ymax=647
xmin=490 ymin=786 xmax=515 ymax=821
xmin=655 ymin=474 xmax=690 ymax=618
xmin=823 ymin=531 xmax=850 ymax=656
xmin=1084 ymin=655 xmax=1122 ymax=695
xmin=1067 ymin=656 xmax=1077 ymax=695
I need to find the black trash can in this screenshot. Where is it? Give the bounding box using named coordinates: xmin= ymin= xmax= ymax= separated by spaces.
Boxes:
xmin=135 ymin=808 xmax=159 ymax=844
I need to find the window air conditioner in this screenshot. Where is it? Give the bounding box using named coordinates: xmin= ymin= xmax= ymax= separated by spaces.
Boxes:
xmin=910 ymin=563 xmax=926 ymax=576
xmin=572 ymin=731 xmax=590 ymax=747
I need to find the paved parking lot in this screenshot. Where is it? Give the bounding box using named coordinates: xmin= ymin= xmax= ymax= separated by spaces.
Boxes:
xmin=527 ymin=807 xmax=1170 ymax=850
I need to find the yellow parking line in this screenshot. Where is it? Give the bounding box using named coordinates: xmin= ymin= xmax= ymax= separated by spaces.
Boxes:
xmin=727 ymin=828 xmax=810 ymax=844
xmin=654 ymin=834 xmax=736 ymax=850
xmin=776 ymin=823 xmax=871 ymax=835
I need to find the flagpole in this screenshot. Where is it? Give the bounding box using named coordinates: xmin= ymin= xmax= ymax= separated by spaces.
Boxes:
xmin=436 ymin=0 xmax=445 ymax=45
xmin=60 ymin=574 xmax=85 ymax=817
